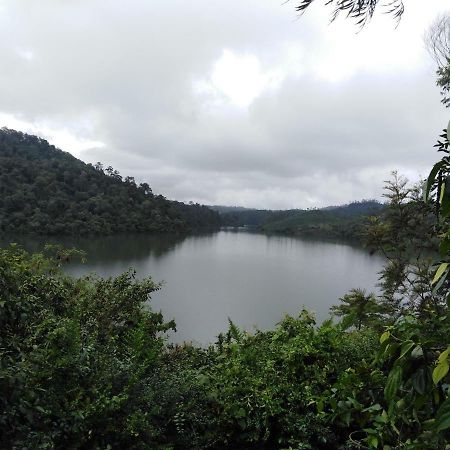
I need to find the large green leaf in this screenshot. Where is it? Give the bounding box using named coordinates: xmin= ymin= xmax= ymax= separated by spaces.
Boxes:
xmin=439 ymin=238 xmax=450 ymax=257
xmin=432 ymin=263 xmax=449 ymax=285
xmin=384 ymin=364 xmax=403 ymax=404
xmin=424 ymin=161 xmax=444 ymax=202
xmin=435 ymin=397 xmax=450 ymax=432
xmin=438 ymin=347 xmax=450 ymax=364
xmin=380 ymin=331 xmax=390 ymax=344
xmin=399 ymin=340 xmax=415 ymax=359
xmin=433 ymin=266 xmax=450 ymax=294
xmin=411 ymin=368 xmax=427 ymax=395
xmin=442 ymin=178 xmax=450 ymax=217
xmin=433 ymin=360 xmax=449 ymax=385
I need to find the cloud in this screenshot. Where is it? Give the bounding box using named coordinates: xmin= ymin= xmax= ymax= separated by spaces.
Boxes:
xmin=0 ymin=0 xmax=448 ymax=208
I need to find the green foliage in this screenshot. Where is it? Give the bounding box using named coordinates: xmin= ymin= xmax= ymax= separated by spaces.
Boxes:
xmin=0 ymin=128 xmax=220 ymax=235
xmin=365 ymin=172 xmax=439 ymax=320
xmin=204 ymin=312 xmax=380 ymax=449
xmin=333 ymin=127 xmax=450 ymax=449
xmin=0 ymin=244 xmax=178 ymax=449
xmin=262 ymin=201 xmax=384 ymax=240
xmin=437 ymin=58 xmax=450 ymax=108
xmin=331 ymin=288 xmax=381 ymax=330
xmin=219 ymin=200 xmax=385 ymax=242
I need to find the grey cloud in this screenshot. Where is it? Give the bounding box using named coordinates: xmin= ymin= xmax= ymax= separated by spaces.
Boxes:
xmin=0 ymin=0 xmax=447 ymax=209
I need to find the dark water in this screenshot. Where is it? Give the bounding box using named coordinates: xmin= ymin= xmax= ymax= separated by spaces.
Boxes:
xmin=3 ymin=231 xmax=385 ymax=344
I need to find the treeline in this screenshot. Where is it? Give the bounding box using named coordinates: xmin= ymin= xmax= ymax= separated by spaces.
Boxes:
xmin=0 ymin=127 xmax=386 ymax=240
xmin=0 ymin=128 xmax=220 ymax=235
xmin=216 ymin=200 xmax=385 ymax=241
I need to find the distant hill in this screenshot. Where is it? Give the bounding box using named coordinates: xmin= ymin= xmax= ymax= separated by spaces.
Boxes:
xmin=208 ymin=205 xmax=254 ymax=214
xmin=215 ymin=200 xmax=385 ymax=240
xmin=0 ymin=128 xmax=220 ymax=235
xmin=211 ymin=206 xmax=279 ymax=227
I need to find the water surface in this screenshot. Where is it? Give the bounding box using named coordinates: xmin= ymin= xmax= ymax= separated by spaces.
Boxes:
xmin=4 ymin=231 xmax=385 ymax=344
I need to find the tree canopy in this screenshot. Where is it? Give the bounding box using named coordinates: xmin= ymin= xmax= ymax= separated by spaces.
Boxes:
xmin=0 ymin=128 xmax=220 ymax=235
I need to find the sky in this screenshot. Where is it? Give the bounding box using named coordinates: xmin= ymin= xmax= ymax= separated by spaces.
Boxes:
xmin=0 ymin=0 xmax=449 ymax=209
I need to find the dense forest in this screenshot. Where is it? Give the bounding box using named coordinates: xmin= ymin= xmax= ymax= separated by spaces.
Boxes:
xmin=0 ymin=128 xmax=220 ymax=235
xmin=214 ymin=201 xmax=385 ymax=241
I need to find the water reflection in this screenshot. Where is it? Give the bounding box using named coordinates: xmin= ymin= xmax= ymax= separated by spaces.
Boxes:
xmin=1 ymin=231 xmax=385 ymax=345
xmin=2 ymin=232 xmax=193 ymax=262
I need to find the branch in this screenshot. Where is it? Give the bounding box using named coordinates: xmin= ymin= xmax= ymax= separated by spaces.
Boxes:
xmin=296 ymin=0 xmax=405 ymax=27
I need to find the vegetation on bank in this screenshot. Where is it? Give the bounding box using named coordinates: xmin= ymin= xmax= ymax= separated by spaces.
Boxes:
xmin=0 ymin=128 xmax=220 ymax=235
xmin=215 ymin=201 xmax=385 ymax=241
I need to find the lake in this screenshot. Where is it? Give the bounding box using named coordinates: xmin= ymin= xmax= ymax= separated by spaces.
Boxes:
xmin=3 ymin=230 xmax=385 ymax=344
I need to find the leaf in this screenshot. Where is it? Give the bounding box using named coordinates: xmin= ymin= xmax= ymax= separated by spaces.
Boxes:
xmin=424 ymin=161 xmax=444 ymax=202
xmin=411 ymin=368 xmax=426 ymax=395
xmin=433 ymin=360 xmax=449 ymax=385
xmin=380 ymin=331 xmax=390 ymax=344
xmin=442 ymin=179 xmax=450 ymax=218
xmin=399 ymin=340 xmax=415 ymax=359
xmin=410 ymin=345 xmax=423 ymax=359
xmin=234 ymin=407 xmax=247 ymax=419
xmin=432 ymin=263 xmax=449 ymax=285
xmin=433 ymin=348 xmax=450 ymax=385
xmin=384 ymin=365 xmax=403 ymax=404
xmin=368 ymin=435 xmax=379 ymax=448
xmin=440 ymin=238 xmax=450 ymax=257
xmin=433 ymin=267 xmax=449 ymax=294
xmin=435 ymin=397 xmax=450 ymax=432
xmin=363 ymin=403 xmax=383 ymax=413
xmin=438 ymin=347 xmax=450 ymax=364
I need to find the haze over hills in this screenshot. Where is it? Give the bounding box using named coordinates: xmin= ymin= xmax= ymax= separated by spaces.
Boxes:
xmin=0 ymin=128 xmax=221 ymax=235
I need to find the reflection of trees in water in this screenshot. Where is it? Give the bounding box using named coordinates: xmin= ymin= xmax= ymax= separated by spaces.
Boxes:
xmin=0 ymin=233 xmax=195 ymax=264
xmin=240 ymin=230 xmax=368 ymax=254
xmin=1 ymin=230 xmax=369 ymax=268
xmin=82 ymin=234 xmax=190 ymax=262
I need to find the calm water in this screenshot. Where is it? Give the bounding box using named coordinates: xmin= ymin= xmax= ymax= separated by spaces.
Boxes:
xmin=4 ymin=231 xmax=385 ymax=344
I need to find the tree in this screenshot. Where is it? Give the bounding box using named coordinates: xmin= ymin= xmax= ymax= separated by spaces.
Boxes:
xmin=296 ymin=0 xmax=405 ymax=26
xmin=331 ymin=288 xmax=380 ymax=330
xmin=425 ymin=13 xmax=450 ymax=68
xmin=425 ymin=13 xmax=450 ymax=107
xmin=365 ymin=173 xmax=438 ymax=319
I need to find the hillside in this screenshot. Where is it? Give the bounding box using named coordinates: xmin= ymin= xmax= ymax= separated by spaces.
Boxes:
xmin=212 ymin=206 xmax=279 ymax=227
xmin=218 ymin=200 xmax=385 ymax=240
xmin=0 ymin=128 xmax=220 ymax=235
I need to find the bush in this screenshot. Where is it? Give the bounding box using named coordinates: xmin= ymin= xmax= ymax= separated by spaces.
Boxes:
xmin=0 ymin=245 xmax=175 ymax=449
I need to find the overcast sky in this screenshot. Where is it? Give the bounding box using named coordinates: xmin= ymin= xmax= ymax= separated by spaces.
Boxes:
xmin=0 ymin=0 xmax=449 ymax=209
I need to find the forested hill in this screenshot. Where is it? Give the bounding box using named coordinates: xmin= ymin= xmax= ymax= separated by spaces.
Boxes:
xmin=0 ymin=128 xmax=220 ymax=235
xmin=217 ymin=200 xmax=385 ymax=240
